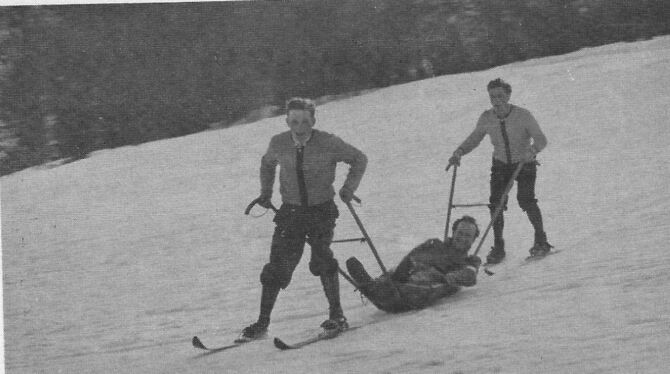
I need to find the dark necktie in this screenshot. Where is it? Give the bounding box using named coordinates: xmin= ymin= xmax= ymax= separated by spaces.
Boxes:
xmin=498 ymin=107 xmax=513 ymax=164
xmin=295 ymin=146 xmax=309 ymax=206
xmin=499 ymin=120 xmax=513 ymax=165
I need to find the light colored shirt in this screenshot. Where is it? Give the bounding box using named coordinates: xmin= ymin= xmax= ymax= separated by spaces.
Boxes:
xmin=261 ymin=129 xmax=367 ymax=206
xmin=458 ymin=105 xmax=547 ymax=164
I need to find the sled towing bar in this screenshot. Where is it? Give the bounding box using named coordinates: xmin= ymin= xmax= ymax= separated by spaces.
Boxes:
xmin=451 ymin=203 xmax=489 ymax=208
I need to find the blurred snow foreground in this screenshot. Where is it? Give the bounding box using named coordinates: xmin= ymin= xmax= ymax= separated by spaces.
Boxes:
xmin=3 ymin=36 xmax=670 ymax=373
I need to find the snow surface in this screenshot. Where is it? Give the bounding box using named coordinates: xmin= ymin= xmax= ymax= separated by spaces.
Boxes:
xmin=3 ymin=36 xmax=670 ymax=374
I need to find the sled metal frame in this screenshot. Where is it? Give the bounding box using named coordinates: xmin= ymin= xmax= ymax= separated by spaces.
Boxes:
xmin=443 ymin=164 xmax=489 ymax=242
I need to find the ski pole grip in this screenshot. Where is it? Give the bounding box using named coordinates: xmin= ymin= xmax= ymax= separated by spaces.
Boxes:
xmin=244 ymin=198 xmax=260 ymax=215
xmin=244 ymin=197 xmax=278 ymax=215
xmin=352 ymin=194 xmax=362 ymax=204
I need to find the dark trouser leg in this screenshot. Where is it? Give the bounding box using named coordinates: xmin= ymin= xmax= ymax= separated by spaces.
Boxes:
xmin=390 ymin=255 xmax=412 ymax=283
xmin=258 ymin=223 xmax=306 ymax=324
xmin=370 ymin=278 xmax=408 ymax=313
xmin=489 ymin=159 xmax=512 ymax=250
xmin=257 ymin=286 xmax=280 ymax=326
xmin=525 ymin=204 xmax=546 ymax=243
xmin=346 ymin=257 xmax=373 ymax=286
xmin=307 ymin=205 xmax=342 ymax=320
xmin=320 ymin=273 xmax=342 ymax=319
xmin=347 ymin=258 xmax=406 ymax=313
xmin=516 ymin=162 xmax=546 ymax=243
xmin=310 ymin=243 xmax=343 ymax=319
xmin=491 ymin=210 xmax=505 ymax=250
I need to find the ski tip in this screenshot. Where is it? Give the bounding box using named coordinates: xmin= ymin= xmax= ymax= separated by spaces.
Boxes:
xmin=273 ymin=337 xmax=292 ymax=350
xmin=192 ymin=336 xmax=207 ymax=350
xmin=524 ymin=249 xmax=560 ymax=262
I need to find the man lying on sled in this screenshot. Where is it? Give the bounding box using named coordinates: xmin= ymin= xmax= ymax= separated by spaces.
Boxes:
xmin=346 ymin=215 xmax=481 ymax=313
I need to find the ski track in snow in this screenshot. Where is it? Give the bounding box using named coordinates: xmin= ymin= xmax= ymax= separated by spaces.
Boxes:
xmin=3 ymin=36 xmax=670 ymax=373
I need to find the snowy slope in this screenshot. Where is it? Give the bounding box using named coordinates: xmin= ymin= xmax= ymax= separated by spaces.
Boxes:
xmin=3 ymin=36 xmax=670 ymax=373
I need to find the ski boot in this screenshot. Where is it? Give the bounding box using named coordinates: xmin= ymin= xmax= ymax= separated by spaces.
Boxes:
xmin=320 ymin=300 xmax=348 ymax=332
xmin=486 ymin=239 xmax=506 ymax=264
xmin=320 ymin=315 xmax=348 ymax=332
xmin=237 ymin=318 xmax=269 ymax=342
xmin=529 ymin=241 xmax=553 ymax=257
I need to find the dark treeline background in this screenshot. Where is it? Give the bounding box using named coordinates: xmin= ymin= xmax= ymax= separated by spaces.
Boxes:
xmin=1 ymin=0 xmax=668 ymax=175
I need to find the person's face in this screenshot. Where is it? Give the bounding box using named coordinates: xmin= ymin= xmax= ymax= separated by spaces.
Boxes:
xmin=452 ymin=221 xmax=478 ymax=251
xmin=286 ymin=109 xmax=315 ymax=136
xmin=488 ymin=87 xmax=510 ymax=109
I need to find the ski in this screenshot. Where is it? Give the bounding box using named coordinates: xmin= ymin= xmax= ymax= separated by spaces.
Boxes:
xmin=192 ymin=335 xmax=255 ymax=353
xmin=273 ymin=326 xmax=360 ymax=350
xmin=523 ymin=249 xmax=561 ymax=262
xmin=484 ymin=248 xmax=561 ymax=274
xmin=482 ymin=260 xmax=505 ymax=276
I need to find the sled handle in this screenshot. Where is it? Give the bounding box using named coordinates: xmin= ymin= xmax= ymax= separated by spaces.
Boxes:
xmin=346 ymin=196 xmax=389 ymax=276
xmin=444 ymin=164 xmax=458 ymax=242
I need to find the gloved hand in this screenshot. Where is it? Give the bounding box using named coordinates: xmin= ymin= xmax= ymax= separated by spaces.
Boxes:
xmin=521 ymin=147 xmax=537 ymax=163
xmin=442 ymin=272 xmax=460 ymax=286
xmin=448 ymin=149 xmax=464 ymax=167
xmin=466 ymin=255 xmax=482 ymax=268
xmin=339 ymin=186 xmax=354 ymax=203
xmin=256 ymin=194 xmax=273 ymax=209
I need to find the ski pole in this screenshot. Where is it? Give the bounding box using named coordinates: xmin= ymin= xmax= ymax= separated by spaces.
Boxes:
xmin=444 ymin=164 xmax=458 ymax=242
xmin=345 ymin=197 xmax=389 ymax=276
xmin=473 ymin=161 xmax=525 ymax=257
